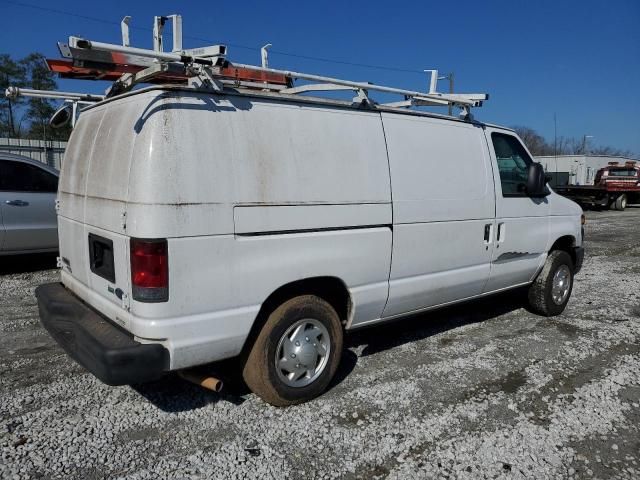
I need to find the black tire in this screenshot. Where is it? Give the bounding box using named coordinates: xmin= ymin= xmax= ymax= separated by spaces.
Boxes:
xmin=614 ymin=194 xmax=627 ymax=211
xmin=242 ymin=295 xmax=343 ymax=407
xmin=528 ymin=250 xmax=574 ymax=317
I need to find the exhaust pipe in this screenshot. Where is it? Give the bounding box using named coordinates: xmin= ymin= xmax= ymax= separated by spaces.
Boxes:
xmin=178 ymin=370 xmax=223 ymax=393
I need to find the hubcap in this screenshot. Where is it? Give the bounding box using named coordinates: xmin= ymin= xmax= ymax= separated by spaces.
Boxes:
xmin=551 ymin=264 xmax=572 ymax=305
xmin=275 ymin=318 xmax=330 ymax=388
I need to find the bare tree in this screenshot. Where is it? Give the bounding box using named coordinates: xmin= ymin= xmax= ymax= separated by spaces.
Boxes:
xmin=512 ymin=126 xmax=552 ymax=155
xmin=510 ymin=126 xmax=636 ymax=158
xmin=589 ymin=145 xmax=634 ymax=156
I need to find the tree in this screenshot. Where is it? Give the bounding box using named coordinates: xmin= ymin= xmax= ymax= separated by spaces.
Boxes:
xmin=0 ymin=54 xmax=27 ymax=137
xmin=510 ymin=126 xmax=635 ymax=158
xmin=21 ymin=53 xmax=70 ymax=141
xmin=590 ymin=145 xmax=634 ymax=157
xmin=512 ymin=126 xmax=554 ymax=156
xmin=0 ymin=52 xmax=72 ymax=141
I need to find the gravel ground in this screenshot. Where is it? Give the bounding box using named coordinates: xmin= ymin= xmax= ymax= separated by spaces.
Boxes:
xmin=1 ymin=207 xmax=639 ymax=480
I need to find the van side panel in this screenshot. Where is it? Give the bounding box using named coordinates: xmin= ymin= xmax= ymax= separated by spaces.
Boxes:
xmin=380 ymin=114 xmax=496 ymax=318
xmin=125 ymin=92 xmax=392 ymax=238
xmin=58 ymin=90 xmax=394 ymax=368
xmin=233 ymin=204 xmax=391 ymax=234
xmin=58 ymin=226 xmax=391 ymax=369
xmin=548 ymin=190 xmax=583 ymax=249
xmin=130 ymin=228 xmax=391 ymax=368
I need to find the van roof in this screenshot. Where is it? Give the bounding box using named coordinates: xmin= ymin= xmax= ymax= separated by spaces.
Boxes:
xmin=82 ymin=84 xmax=514 ymax=133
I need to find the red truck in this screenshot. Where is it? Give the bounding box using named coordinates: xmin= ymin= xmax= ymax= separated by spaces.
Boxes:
xmin=554 ymin=161 xmax=640 ymax=211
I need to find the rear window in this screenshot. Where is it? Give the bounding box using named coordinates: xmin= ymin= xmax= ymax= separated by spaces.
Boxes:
xmin=607 ymin=169 xmax=637 ymax=177
xmin=0 ymin=160 xmax=58 ymax=193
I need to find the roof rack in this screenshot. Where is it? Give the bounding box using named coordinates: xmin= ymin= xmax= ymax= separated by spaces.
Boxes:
xmin=4 ymin=87 xmax=104 ymax=128
xmin=9 ymin=13 xmax=489 ymax=121
xmin=5 ymin=86 xmax=103 ymax=103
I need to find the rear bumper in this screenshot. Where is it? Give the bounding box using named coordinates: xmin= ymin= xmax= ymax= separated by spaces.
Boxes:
xmin=35 ymin=282 xmax=169 ymax=385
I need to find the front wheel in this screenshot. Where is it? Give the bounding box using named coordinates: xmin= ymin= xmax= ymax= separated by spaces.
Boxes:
xmin=242 ymin=295 xmax=343 ymax=407
xmin=528 ymin=250 xmax=574 ymax=316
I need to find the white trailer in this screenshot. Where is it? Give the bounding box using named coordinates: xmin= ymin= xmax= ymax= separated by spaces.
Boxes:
xmin=536 ymin=155 xmax=639 ymax=186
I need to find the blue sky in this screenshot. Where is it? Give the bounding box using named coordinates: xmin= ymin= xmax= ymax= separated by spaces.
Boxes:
xmin=2 ymin=0 xmax=639 ymax=155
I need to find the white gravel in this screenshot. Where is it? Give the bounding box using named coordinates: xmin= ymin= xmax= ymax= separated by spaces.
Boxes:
xmin=1 ymin=208 xmax=639 ymax=479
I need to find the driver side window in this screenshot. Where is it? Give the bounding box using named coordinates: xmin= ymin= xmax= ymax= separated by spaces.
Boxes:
xmin=491 ymin=133 xmax=532 ymax=197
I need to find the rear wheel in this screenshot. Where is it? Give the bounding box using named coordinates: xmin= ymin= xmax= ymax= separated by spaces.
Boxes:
xmin=614 ymin=194 xmax=627 ymax=211
xmin=242 ymin=295 xmax=343 ymax=407
xmin=528 ymin=250 xmax=574 ymax=317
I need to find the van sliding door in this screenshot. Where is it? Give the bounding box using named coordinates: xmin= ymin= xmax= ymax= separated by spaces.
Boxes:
xmin=381 ymin=114 xmax=496 ymax=318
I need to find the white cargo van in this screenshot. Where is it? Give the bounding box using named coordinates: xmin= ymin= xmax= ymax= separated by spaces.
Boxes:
xmin=35 ymin=28 xmax=584 ymax=406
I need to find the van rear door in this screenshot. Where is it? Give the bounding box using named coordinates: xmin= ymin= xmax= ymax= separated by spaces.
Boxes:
xmin=57 ymin=99 xmax=137 ymax=312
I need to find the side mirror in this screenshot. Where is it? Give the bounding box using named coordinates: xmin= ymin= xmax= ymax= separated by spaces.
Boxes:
xmin=526 ymin=163 xmax=549 ymax=197
xmin=49 ymin=104 xmax=73 ymax=129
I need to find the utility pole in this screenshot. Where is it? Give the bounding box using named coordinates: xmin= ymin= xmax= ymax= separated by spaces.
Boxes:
xmin=554 ymin=113 xmax=558 ymax=184
xmin=582 ymin=135 xmax=593 ymax=155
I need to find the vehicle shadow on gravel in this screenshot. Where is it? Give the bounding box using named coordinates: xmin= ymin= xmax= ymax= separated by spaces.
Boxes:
xmin=345 ymin=288 xmax=528 ymax=358
xmin=133 ymin=290 xmax=527 ymax=412
xmin=0 ymin=252 xmax=58 ymax=275
xmin=132 ymin=357 xmax=250 ymax=412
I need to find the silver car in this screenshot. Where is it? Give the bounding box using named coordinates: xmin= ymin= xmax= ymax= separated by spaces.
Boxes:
xmin=0 ymin=153 xmax=59 ymax=255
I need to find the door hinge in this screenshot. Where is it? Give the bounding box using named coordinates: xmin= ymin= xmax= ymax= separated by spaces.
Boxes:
xmin=121 ymin=292 xmax=130 ymax=311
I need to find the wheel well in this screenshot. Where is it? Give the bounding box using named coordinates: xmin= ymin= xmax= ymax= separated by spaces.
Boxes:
xmin=240 ymin=277 xmax=352 ymax=357
xmin=550 ymin=235 xmax=577 ymax=265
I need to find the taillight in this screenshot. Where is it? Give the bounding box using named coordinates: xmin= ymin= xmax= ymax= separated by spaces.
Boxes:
xmin=130 ymin=238 xmax=168 ymax=303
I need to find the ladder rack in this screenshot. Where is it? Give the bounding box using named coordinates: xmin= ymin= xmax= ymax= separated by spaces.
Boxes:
xmin=5 ymin=87 xmax=103 ymax=128
xmin=9 ymin=13 xmax=489 ymax=121
xmin=5 ymin=86 xmax=103 ymax=103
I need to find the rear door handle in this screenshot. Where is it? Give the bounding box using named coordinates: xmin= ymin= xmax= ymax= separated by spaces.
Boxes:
xmin=5 ymin=200 xmax=29 ymax=207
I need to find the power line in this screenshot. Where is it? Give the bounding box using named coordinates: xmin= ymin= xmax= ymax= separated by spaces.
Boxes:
xmin=2 ymin=0 xmax=425 ymax=75
xmin=3 ymin=0 xmax=120 ymax=28
xmin=267 ymin=50 xmax=424 ymax=74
